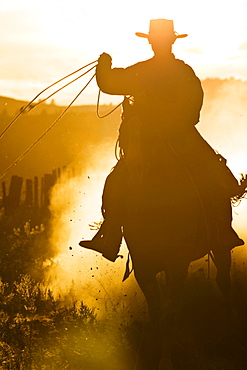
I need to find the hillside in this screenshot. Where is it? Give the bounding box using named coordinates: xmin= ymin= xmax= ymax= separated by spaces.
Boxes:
xmin=0 ymin=95 xmax=116 ymax=116
xmin=0 ymin=96 xmax=122 ymax=183
xmin=1 ymin=76 xmax=247 ymax=184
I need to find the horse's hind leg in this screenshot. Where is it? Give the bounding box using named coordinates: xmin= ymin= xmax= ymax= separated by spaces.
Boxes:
xmin=212 ymin=248 xmax=231 ymax=301
xmin=211 ymin=247 xmax=237 ymax=348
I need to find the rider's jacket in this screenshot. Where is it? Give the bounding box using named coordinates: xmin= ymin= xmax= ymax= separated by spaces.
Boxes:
xmin=96 ymin=53 xmax=239 ymax=198
xmin=96 ymin=53 xmax=203 ymax=133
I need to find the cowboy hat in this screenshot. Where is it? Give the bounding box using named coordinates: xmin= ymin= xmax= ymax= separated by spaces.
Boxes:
xmin=136 ymin=19 xmax=188 ymax=40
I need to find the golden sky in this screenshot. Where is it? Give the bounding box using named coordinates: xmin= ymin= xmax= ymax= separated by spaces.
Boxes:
xmin=1 ymin=0 xmax=247 ymax=104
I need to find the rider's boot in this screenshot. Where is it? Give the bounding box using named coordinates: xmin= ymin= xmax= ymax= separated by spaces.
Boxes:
xmin=217 ymin=216 xmax=244 ymax=249
xmin=79 ymin=219 xmax=122 ymax=262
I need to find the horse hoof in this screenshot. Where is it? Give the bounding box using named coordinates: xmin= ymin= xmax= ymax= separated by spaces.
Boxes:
xmin=159 ymin=358 xmax=173 ymax=370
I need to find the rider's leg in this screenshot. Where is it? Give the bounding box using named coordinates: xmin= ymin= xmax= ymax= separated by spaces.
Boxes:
xmin=216 ymin=196 xmax=244 ymax=249
xmin=79 ymin=161 xmax=125 ymax=262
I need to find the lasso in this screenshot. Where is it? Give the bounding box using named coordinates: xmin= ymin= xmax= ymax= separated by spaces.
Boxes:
xmin=0 ymin=59 xmax=123 ymax=180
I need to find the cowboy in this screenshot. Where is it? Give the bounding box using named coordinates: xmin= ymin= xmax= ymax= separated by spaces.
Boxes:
xmin=79 ymin=19 xmax=244 ymax=261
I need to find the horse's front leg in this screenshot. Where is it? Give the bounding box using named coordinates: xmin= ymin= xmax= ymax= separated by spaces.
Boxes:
xmin=156 ymin=261 xmax=190 ymax=370
xmin=134 ymin=262 xmax=189 ymax=370
xmin=156 ymin=271 xmax=173 ymax=370
xmin=133 ymin=268 xmax=164 ymax=369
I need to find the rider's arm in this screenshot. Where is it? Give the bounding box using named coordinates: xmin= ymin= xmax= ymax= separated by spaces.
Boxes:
xmin=96 ymin=53 xmax=137 ymax=95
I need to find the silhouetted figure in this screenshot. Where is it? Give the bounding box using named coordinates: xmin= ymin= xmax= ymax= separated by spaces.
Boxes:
xmin=79 ymin=19 xmax=244 ymax=262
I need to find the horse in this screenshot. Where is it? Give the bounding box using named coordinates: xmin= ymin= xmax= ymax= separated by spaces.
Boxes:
xmin=81 ymin=122 xmax=246 ymax=369
xmin=118 ymin=138 xmax=245 ymax=370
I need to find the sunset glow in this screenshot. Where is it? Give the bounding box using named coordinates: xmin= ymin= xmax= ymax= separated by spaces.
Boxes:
xmin=1 ymin=0 xmax=247 ymax=104
xmin=46 ymin=149 xmax=144 ymax=317
xmin=1 ymin=3 xmax=247 ymax=367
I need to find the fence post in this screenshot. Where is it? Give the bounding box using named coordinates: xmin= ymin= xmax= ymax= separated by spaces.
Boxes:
xmin=25 ymin=179 xmax=33 ymax=208
xmin=34 ymin=176 xmax=39 ymax=209
xmin=7 ymin=175 xmax=23 ymax=215
xmin=43 ymin=174 xmax=54 ymax=208
xmin=2 ymin=181 xmax=7 ymax=215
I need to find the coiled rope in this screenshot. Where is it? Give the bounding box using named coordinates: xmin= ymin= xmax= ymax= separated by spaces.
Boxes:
xmin=96 ymin=89 xmax=123 ymax=118
xmin=0 ymin=60 xmax=97 ymax=140
xmin=0 ymin=70 xmax=96 ymax=180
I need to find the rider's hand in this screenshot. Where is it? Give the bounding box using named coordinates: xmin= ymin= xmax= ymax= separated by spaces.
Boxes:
xmin=98 ymin=52 xmax=112 ymax=67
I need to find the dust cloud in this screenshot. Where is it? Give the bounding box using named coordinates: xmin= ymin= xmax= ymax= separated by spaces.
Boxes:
xmin=46 ymin=78 xmax=247 ymax=319
xmin=196 ymin=78 xmax=247 ymax=271
xmin=199 ymin=79 xmax=247 ymax=219
xmin=47 ymin=143 xmax=146 ymax=321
